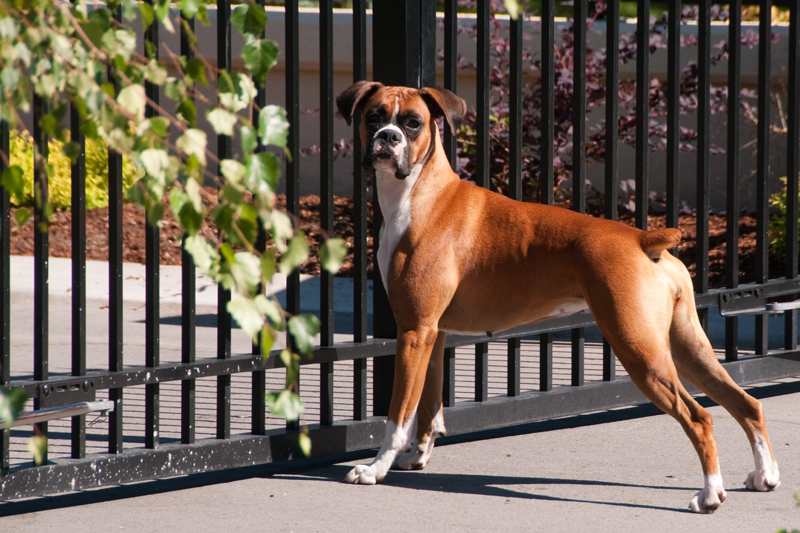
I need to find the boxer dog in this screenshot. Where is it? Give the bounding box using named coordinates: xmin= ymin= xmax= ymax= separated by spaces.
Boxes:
xmin=336 ymin=81 xmax=780 ymax=513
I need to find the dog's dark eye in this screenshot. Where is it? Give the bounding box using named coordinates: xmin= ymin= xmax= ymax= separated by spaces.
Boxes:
xmin=406 ymin=119 xmax=421 ymax=130
xmin=367 ymin=114 xmax=381 ymax=126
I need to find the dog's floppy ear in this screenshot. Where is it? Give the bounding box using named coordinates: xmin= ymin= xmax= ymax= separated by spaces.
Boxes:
xmin=419 ymin=87 xmax=467 ymax=132
xmin=337 ymin=81 xmax=384 ymax=126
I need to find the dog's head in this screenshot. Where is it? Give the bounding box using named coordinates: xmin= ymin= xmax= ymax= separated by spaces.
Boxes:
xmin=336 ymin=82 xmax=466 ymax=180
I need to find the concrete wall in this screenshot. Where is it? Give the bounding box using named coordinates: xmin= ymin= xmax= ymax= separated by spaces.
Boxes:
xmin=77 ymin=6 xmax=798 ymax=212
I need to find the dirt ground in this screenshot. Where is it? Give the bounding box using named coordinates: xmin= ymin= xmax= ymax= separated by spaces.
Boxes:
xmin=8 ymin=194 xmax=785 ymax=290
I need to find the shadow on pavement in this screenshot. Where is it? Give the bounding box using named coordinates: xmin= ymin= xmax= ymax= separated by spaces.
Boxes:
xmin=1 ymin=379 xmax=797 ymax=518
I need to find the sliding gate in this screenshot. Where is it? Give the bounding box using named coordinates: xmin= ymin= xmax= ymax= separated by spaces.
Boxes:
xmin=3 ymin=0 xmax=800 ymax=500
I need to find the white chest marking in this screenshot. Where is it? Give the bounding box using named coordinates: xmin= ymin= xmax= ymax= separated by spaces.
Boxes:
xmin=376 ymin=163 xmax=424 ymax=290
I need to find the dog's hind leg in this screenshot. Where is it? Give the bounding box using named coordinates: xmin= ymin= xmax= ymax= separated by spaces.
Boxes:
xmin=610 ymin=339 xmax=727 ymax=513
xmin=394 ymin=332 xmax=446 ymax=471
xmin=344 ymin=325 xmax=439 ymax=485
xmin=668 ymin=285 xmax=780 ymax=494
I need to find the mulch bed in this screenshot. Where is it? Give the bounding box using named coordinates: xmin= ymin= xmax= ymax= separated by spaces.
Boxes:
xmin=7 ymin=194 xmax=783 ymax=291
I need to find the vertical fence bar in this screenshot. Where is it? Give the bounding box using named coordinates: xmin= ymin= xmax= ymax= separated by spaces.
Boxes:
xmin=108 ymin=7 xmax=124 ymax=452
xmin=540 ymin=0 xmax=554 ymax=387
xmin=605 ymin=0 xmax=619 ymax=222
xmin=540 ymin=332 xmax=553 ymax=392
xmin=180 ymin=13 xmax=197 ymax=444
xmin=0 ymin=120 xmax=9 ymax=472
xmin=726 ymin=0 xmax=742 ymax=361
xmin=284 ymin=0 xmax=301 ymax=428
xmin=755 ymin=0 xmax=772 ymax=355
xmin=319 ymin=0 xmax=334 ymax=426
xmin=666 ymin=0 xmax=680 ymax=232
xmin=541 ymin=0 xmax=554 ymax=206
xmin=443 ymin=0 xmax=458 ymax=407
xmin=603 ymin=0 xmax=619 ymax=381
xmin=696 ymin=0 xmax=710 ymax=332
xmin=635 ymin=0 xmax=650 ymax=230
xmin=571 ymin=0 xmax=586 ymax=388
xmin=71 ymin=80 xmax=87 ymax=460
xmin=443 ymin=346 xmax=456 ymax=407
xmin=444 ymin=0 xmax=458 ymax=168
xmin=252 ymin=1 xmax=267 ymax=433
xmin=33 ymin=94 xmax=48 ymax=462
xmin=352 ymin=0 xmax=368 ymax=420
xmin=507 ymin=8 xmax=522 ymax=398
xmin=144 ymin=1 xmax=160 ymax=450
xmin=217 ymin=0 xmax=232 ymax=439
xmin=785 ymin=0 xmax=799 ymax=351
xmin=474 ymin=0 xmax=490 ymax=403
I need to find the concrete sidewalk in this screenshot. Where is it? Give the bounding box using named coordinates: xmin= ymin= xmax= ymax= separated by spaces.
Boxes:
xmin=0 ymin=381 xmax=798 ymax=532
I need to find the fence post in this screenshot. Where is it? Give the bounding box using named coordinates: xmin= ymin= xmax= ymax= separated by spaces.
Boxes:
xmin=371 ymin=0 xmax=435 ymax=416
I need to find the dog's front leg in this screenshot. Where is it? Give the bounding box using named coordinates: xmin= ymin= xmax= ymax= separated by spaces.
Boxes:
xmin=344 ymin=326 xmax=438 ymax=485
xmin=394 ymin=332 xmax=446 ymax=471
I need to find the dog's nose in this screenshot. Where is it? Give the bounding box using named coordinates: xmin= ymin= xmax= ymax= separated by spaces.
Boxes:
xmin=375 ymin=128 xmax=402 ymax=147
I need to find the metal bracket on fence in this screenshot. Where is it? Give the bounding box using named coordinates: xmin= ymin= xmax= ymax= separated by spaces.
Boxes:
xmin=0 ymin=401 xmax=115 ymax=430
xmin=765 ymin=301 xmax=800 ymax=314
xmin=718 ymin=288 xmax=766 ymax=317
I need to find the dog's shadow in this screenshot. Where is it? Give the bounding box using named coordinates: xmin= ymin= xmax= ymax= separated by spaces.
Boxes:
xmin=278 ymin=464 xmax=724 ymax=514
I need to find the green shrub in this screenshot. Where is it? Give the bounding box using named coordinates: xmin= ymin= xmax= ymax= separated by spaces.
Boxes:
xmin=9 ymin=130 xmax=141 ymax=211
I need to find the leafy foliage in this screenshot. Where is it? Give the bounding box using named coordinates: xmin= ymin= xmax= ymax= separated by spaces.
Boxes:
xmin=0 ymin=0 xmax=344 ymax=455
xmin=769 ymin=178 xmax=800 ymax=264
xmin=451 ymin=1 xmax=773 ymax=210
xmin=5 ymin=129 xmax=141 ymax=211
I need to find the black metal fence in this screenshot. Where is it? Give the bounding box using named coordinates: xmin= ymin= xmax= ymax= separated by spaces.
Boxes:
xmin=2 ymin=0 xmax=800 ymax=501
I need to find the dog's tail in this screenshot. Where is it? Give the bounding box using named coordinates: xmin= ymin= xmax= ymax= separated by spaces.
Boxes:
xmin=639 ymin=228 xmax=681 ymax=256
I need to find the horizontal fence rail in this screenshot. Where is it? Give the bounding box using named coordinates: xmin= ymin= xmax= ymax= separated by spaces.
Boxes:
xmin=1 ymin=0 xmax=800 ymax=501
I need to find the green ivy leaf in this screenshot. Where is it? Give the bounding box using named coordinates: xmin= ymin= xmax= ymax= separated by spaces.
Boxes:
xmin=61 ymin=141 xmax=81 ymax=164
xmin=254 ymin=294 xmax=282 ymax=326
xmin=260 ymin=248 xmax=276 ymax=282
xmin=177 ymin=98 xmax=197 ymax=127
xmin=14 ymin=208 xmax=30 ymax=228
xmin=28 ymin=435 xmax=47 ymax=465
xmin=180 ymin=0 xmax=204 ymax=19
xmin=169 ymin=187 xmax=188 ymax=219
xmin=298 ymin=432 xmax=311 ymax=457
xmin=240 ymin=125 xmax=257 ymax=156
xmin=231 ymin=3 xmax=266 ymax=37
xmin=1 ymin=165 xmax=25 ymax=201
xmin=227 ymin=298 xmax=264 ymax=340
xmin=117 ymin=84 xmax=145 ymax=122
xmin=259 ymin=325 xmax=275 ymax=361
xmin=148 ymin=116 xmax=170 ymax=138
xmin=241 ymin=39 xmax=279 ymax=87
xmin=184 ymin=234 xmax=216 ymax=272
xmin=266 ymin=389 xmax=303 ymax=422
xmin=176 ymin=129 xmax=207 ymax=167
xmin=270 ymin=210 xmax=293 ymax=253
xmin=220 ymin=159 xmax=246 ymax=184
xmin=259 ymin=105 xmax=289 ymax=148
xmin=231 ymin=251 xmax=263 ymax=295
xmin=138 ymin=3 xmax=155 ymax=30
xmin=245 ymin=152 xmax=279 ymax=194
xmin=287 ymin=313 xmax=320 ymax=357
xmin=320 ymin=238 xmax=348 ymax=274
xmin=186 ymin=57 xmax=207 ymax=86
xmin=207 ymin=108 xmax=238 ymax=137
xmin=140 ymin=148 xmax=170 ymax=183
xmin=0 ymin=387 xmax=27 ymax=427
xmin=279 ymin=233 xmax=309 ymax=275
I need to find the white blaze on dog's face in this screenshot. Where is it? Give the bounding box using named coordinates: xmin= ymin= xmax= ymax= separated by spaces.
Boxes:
xmin=359 ymin=87 xmax=434 ymax=180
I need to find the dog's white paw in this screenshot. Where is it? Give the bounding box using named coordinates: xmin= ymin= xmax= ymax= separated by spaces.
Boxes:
xmin=344 ymin=463 xmax=383 ymax=485
xmin=689 ymin=475 xmax=726 ymax=514
xmin=744 ymin=462 xmax=780 ymax=492
xmin=393 ymin=440 xmax=431 ymax=471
